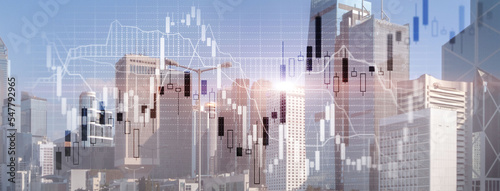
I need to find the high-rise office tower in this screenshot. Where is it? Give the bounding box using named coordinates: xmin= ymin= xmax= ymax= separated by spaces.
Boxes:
xmin=15 ymin=132 xmax=33 ymax=166
xmin=249 ymin=79 xmax=272 ymax=187
xmin=0 ymin=69 xmax=5 ymax=115
xmin=15 ymin=171 xmax=30 ymax=191
xmin=442 ymin=1 xmax=500 ymax=190
xmin=470 ymin=0 xmax=498 ymax=28
xmin=265 ymin=85 xmax=306 ymax=191
xmin=0 ymin=38 xmax=8 ymax=81
xmin=21 ymin=92 xmax=48 ymax=144
xmin=194 ymin=102 xmax=218 ymax=176
xmin=216 ymin=79 xmax=250 ymax=175
xmin=79 ymin=92 xmax=113 ymax=147
xmin=16 ymin=132 xmax=35 ymax=188
xmin=0 ymin=38 xmax=9 ymax=102
xmin=154 ymin=68 xmax=192 ymax=179
xmin=77 ymin=92 xmax=116 ymax=147
xmin=397 ymin=74 xmax=473 ymax=190
xmin=39 ymin=141 xmax=55 ymax=183
xmin=442 ymin=0 xmax=500 ymax=82
xmin=0 ymin=38 xmax=8 ymax=137
xmin=332 ymin=13 xmax=410 ymax=190
xmin=0 ymin=39 xmax=9 ymax=169
xmin=115 ymin=55 xmax=194 ymax=178
xmin=471 ymin=69 xmax=500 ymax=191
xmin=305 ymin=1 xmax=372 ymax=189
xmin=0 ymin=70 xmax=5 ymax=163
xmin=379 ymin=108 xmax=458 ymax=190
xmin=114 ymin=54 xmax=161 ymax=176
xmin=78 ymin=91 xmax=97 ymax=146
xmin=116 ymin=55 xmax=193 ymax=179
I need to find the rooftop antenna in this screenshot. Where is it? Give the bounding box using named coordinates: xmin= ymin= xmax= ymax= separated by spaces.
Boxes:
xmin=362 ymin=0 xmax=364 ymax=18
xmin=362 ymin=0 xmax=364 ymax=19
xmin=360 ymin=0 xmax=370 ymax=19
xmin=381 ymin=0 xmax=390 ymax=21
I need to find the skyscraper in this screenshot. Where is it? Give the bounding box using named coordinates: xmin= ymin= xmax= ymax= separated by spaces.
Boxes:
xmin=15 ymin=171 xmax=30 ymax=191
xmin=397 ymin=74 xmax=473 ymax=190
xmin=216 ymin=78 xmax=250 ymax=175
xmin=305 ymin=1 xmax=372 ymax=189
xmin=21 ymin=92 xmax=48 ymax=144
xmin=249 ymin=79 xmax=272 ymax=187
xmin=39 ymin=141 xmax=55 ymax=183
xmin=114 ymin=54 xmax=160 ymax=176
xmin=442 ymin=1 xmax=500 ymax=190
xmin=471 ymin=69 xmax=500 ymax=191
xmin=398 ymin=75 xmax=473 ymax=190
xmin=194 ymin=102 xmax=218 ymax=176
xmin=379 ymin=108 xmax=457 ymax=190
xmin=0 ymin=37 xmax=9 ymax=96
xmin=0 ymin=69 xmax=5 ymax=117
xmin=115 ymin=55 xmax=194 ymax=179
xmin=78 ymin=91 xmax=97 ymax=146
xmin=111 ymin=58 xmax=190 ymax=180
xmin=266 ymin=85 xmax=306 ymax=191
xmin=442 ymin=0 xmax=500 ymax=82
xmin=154 ymin=68 xmax=193 ymax=179
xmin=332 ymin=14 xmax=410 ymax=190
xmin=0 ymin=38 xmax=9 ymax=134
xmin=15 ymin=132 xmax=33 ymax=168
xmin=79 ymin=91 xmax=113 ymax=147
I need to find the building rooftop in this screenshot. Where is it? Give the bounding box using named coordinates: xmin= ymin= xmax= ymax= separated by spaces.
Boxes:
xmin=21 ymin=91 xmax=47 ymax=101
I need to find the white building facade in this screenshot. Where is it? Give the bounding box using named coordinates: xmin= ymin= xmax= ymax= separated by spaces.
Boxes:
xmin=397 ymin=74 xmax=473 ymax=190
xmin=379 ymin=108 xmax=457 ymax=190
xmin=266 ymin=86 xmax=306 ymax=191
xmin=39 ymin=141 xmax=55 ymax=183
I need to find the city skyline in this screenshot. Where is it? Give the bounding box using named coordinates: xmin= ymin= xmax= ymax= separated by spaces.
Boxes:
xmin=0 ymin=0 xmax=497 ymax=191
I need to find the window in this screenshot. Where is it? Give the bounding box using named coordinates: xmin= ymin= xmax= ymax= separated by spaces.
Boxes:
xmin=186 ymin=185 xmax=191 ymax=191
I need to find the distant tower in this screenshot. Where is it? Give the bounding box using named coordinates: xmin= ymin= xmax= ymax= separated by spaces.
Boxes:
xmin=249 ymin=79 xmax=272 ymax=186
xmin=266 ymin=86 xmax=306 ymax=191
xmin=216 ymin=79 xmax=250 ymax=175
xmin=0 ymin=37 xmax=9 ymax=91
xmin=21 ymin=92 xmax=48 ymax=144
xmin=79 ymin=91 xmax=96 ymax=146
xmin=39 ymin=141 xmax=55 ymax=183
xmin=196 ymin=102 xmax=218 ymax=176
xmin=332 ymin=13 xmax=410 ymax=191
xmin=115 ymin=55 xmax=193 ymax=179
xmin=304 ymin=1 xmax=372 ymax=189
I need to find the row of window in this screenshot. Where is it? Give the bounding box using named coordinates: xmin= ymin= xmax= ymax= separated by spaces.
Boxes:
xmin=129 ymin=65 xmax=156 ymax=75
